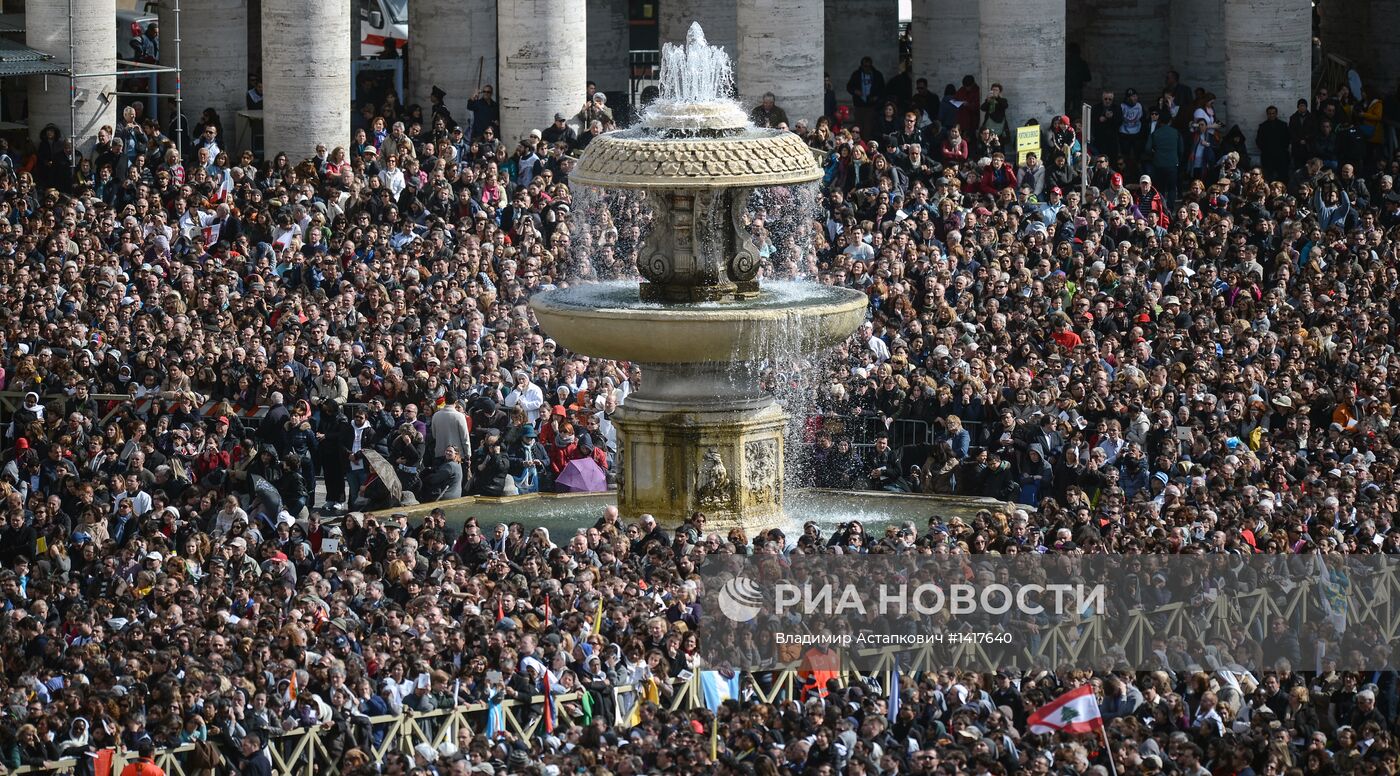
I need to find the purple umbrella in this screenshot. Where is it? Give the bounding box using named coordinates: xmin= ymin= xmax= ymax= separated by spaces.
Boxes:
xmin=554 ymin=457 xmax=608 ymax=493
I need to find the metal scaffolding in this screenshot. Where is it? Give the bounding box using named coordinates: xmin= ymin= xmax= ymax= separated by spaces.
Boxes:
xmin=62 ymin=0 xmax=184 ymax=158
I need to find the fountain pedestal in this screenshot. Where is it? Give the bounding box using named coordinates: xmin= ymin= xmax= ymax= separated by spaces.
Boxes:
xmin=613 ymin=364 xmax=786 ymax=531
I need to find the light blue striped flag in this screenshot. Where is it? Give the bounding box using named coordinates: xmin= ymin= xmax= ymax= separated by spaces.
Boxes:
xmin=700 ymin=670 xmax=741 ymax=712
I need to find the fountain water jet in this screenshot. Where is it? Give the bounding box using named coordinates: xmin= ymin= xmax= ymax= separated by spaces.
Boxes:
xmin=529 ymin=23 xmax=867 ymax=531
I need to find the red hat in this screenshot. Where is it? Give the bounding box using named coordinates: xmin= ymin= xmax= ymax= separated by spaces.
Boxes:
xmin=217 ymin=416 xmax=230 ymax=426
xmin=1111 ymin=173 xmax=1123 ymax=186
xmin=15 ymin=438 xmax=27 ymax=450
xmin=552 ymin=405 xmax=567 ymax=417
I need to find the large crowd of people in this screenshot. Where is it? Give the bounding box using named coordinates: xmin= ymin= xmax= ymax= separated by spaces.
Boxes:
xmin=2 ymin=20 xmax=1400 ymax=776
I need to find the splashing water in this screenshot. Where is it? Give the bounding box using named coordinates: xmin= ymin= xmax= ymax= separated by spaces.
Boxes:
xmin=641 ymin=22 xmax=749 ymax=132
xmin=657 ymin=22 xmax=735 ymax=105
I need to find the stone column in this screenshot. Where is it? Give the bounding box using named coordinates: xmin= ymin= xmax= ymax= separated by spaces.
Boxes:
xmin=498 ymin=0 xmax=587 ymax=145
xmin=159 ymin=0 xmax=248 ymax=149
xmin=1169 ymin=0 xmax=1224 ymax=100
xmin=263 ymin=0 xmax=350 ymax=161
xmin=1224 ymin=0 xmax=1309 ymax=143
xmin=737 ymin=0 xmax=824 ymax=126
xmin=27 ymin=0 xmax=117 ymax=150
xmin=911 ymin=0 xmax=979 ymax=92
xmin=409 ymin=0 xmax=495 ymax=116
xmin=660 ymin=0 xmax=737 ymax=79
xmin=825 ymin=0 xmax=899 ymax=96
xmin=979 ymin=0 xmax=1063 ymax=128
xmin=587 ymin=0 xmax=630 ymax=108
xmin=1072 ymin=0 xmax=1169 ymax=96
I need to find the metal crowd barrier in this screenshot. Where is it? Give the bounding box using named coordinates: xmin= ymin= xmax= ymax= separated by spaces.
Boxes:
xmin=18 ymin=566 xmax=1398 ymax=775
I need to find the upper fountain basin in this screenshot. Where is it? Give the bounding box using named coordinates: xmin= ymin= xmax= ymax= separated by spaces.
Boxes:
xmin=529 ymin=281 xmax=869 ymax=363
xmin=570 ymin=128 xmax=823 ymax=190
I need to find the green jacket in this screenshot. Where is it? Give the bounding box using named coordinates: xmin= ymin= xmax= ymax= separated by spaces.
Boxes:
xmin=1145 ymin=124 xmax=1183 ymax=169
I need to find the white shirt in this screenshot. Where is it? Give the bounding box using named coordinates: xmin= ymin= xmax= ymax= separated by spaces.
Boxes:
xmin=114 ymin=489 xmax=152 ymax=516
xmin=379 ymin=167 xmax=406 ymax=197
xmin=503 ymin=381 xmax=546 ymax=423
xmin=864 ymin=335 xmax=891 ymax=363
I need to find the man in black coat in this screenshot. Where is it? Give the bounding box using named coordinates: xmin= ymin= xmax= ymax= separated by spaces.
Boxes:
xmin=846 ymin=57 xmax=886 ymax=137
xmin=1261 ymin=614 xmax=1302 ymax=668
xmin=257 ymin=391 xmax=291 ymax=456
xmin=865 ymin=434 xmax=902 ymax=491
xmin=317 ymin=400 xmax=353 ymax=511
xmin=232 ymin=733 xmax=273 ymax=776
xmin=1256 ymin=105 xmax=1292 ymax=182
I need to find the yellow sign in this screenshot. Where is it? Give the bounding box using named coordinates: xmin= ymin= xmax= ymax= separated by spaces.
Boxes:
xmin=1015 ymin=125 xmax=1041 ymax=165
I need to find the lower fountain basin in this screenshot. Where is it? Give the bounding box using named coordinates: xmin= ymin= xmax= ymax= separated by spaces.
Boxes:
xmin=528 ymin=281 xmax=869 ymax=364
xmin=373 ymin=489 xmax=1016 ymax=537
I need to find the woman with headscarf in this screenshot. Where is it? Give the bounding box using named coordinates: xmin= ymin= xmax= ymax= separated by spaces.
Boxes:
xmin=58 ymin=718 xmax=99 ymax=776
xmin=8 ymin=392 xmax=43 ymax=440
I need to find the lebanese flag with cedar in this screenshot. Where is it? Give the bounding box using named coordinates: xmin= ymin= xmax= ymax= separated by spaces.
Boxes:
xmin=1027 ymin=685 xmax=1104 ymax=734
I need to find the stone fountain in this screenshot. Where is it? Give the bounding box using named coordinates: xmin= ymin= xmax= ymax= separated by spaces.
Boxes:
xmin=529 ymin=24 xmax=868 ymax=531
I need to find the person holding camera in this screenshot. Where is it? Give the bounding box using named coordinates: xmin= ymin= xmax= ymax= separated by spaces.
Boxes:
xmin=473 ymin=430 xmax=512 ymax=497
xmin=388 ymin=423 xmax=426 ymax=496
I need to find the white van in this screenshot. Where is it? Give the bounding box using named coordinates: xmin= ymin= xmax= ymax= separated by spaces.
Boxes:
xmin=358 ymin=0 xmax=409 ymax=58
xmin=114 ymin=1 xmax=408 ymax=62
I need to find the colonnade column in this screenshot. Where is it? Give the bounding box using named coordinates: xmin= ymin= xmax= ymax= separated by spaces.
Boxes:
xmin=824 ymin=0 xmax=899 ymax=97
xmin=262 ymin=0 xmax=350 ymax=161
xmin=1224 ymin=0 xmax=1310 ymax=145
xmin=587 ymin=0 xmax=631 ymax=110
xmin=498 ymin=0 xmax=587 ymax=145
xmin=159 ymin=0 xmax=248 ymax=149
xmin=737 ymin=0 xmax=824 ymax=127
xmin=409 ymin=0 xmax=495 ymax=118
xmin=979 ymin=0 xmax=1063 ymax=128
xmin=27 ymin=0 xmax=117 ymax=151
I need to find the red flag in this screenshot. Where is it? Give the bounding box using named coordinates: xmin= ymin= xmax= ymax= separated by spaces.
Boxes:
xmin=497 ymin=596 xmax=504 ymax=622
xmin=541 ymin=670 xmax=555 ymax=734
xmin=543 ymin=594 xmax=550 ymax=623
xmin=1027 ymin=685 xmax=1104 ymax=734
xmin=94 ymin=748 xmax=113 ymax=776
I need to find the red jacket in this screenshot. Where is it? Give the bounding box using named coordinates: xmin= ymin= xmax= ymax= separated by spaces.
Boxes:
xmin=979 ymin=162 xmax=1019 ymax=194
xmin=1135 ymin=188 xmax=1171 ymax=226
xmin=547 ymin=439 xmax=581 ymax=476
